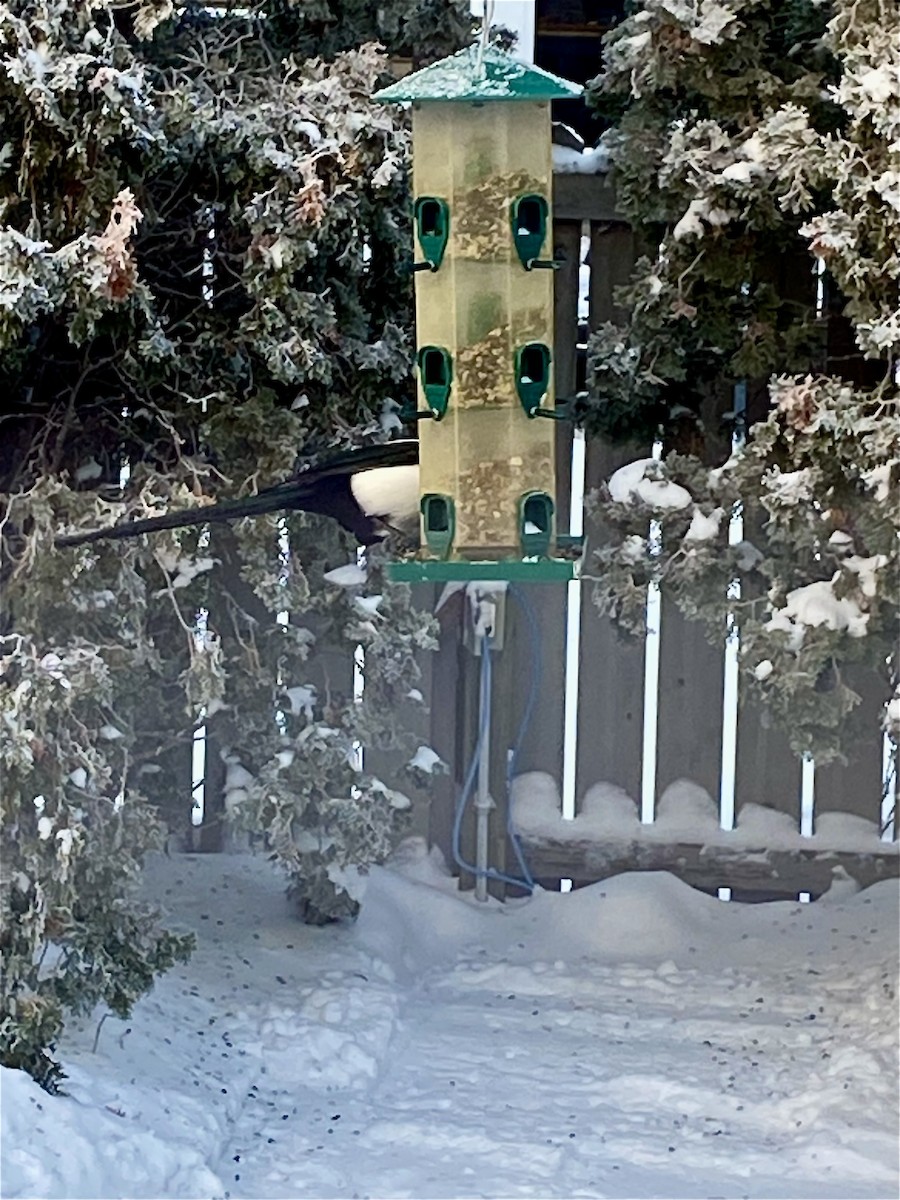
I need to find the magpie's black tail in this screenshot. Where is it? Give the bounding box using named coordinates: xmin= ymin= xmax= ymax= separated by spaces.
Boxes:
xmin=53 ymin=439 xmax=420 ymax=550
xmin=54 ymin=479 xmax=318 ymax=548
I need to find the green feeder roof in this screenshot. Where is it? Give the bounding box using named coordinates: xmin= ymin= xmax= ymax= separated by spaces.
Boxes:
xmin=373 ymin=44 xmax=583 ymax=104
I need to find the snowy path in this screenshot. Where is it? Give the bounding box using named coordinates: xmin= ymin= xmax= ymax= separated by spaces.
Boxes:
xmin=2 ymin=848 xmax=897 ymax=1200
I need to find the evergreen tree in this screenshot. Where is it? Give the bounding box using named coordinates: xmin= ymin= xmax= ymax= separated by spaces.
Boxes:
xmin=583 ymin=0 xmax=898 ymax=761
xmin=0 ymin=0 xmax=466 ymax=1086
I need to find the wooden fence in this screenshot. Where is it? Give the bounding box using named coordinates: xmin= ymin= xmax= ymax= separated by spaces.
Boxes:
xmin=186 ymin=167 xmax=897 ymax=901
xmin=423 ymin=170 xmax=899 ymax=901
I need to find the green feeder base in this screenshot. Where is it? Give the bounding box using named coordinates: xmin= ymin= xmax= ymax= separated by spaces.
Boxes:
xmin=387 ymin=557 xmax=581 ymax=584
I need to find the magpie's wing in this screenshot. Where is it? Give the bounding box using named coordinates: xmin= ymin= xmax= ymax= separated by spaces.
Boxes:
xmin=290 ymin=439 xmax=419 ymax=484
xmin=54 ymin=440 xmax=420 ymax=549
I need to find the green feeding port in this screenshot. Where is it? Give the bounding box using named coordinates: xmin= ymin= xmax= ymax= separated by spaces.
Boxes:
xmin=421 ymin=493 xmax=455 ymax=557
xmin=417 ymin=345 xmax=452 ymax=418
xmin=520 ymin=491 xmax=554 ymax=557
xmin=515 ymin=342 xmax=552 ymax=416
xmin=511 ymin=194 xmax=549 ymax=269
xmin=414 ymin=197 xmax=450 ymax=271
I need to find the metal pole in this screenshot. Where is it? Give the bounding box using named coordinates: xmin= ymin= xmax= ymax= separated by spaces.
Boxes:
xmin=474 ymin=645 xmax=493 ymax=901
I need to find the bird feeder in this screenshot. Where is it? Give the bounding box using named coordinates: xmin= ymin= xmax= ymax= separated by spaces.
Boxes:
xmin=374 ymin=44 xmax=583 ymax=582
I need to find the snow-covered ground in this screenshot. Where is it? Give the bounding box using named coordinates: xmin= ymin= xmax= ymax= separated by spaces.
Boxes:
xmin=2 ymin=845 xmax=897 ymax=1200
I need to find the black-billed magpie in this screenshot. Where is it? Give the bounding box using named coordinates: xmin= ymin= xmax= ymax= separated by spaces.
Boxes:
xmin=54 ymin=440 xmax=420 ymax=549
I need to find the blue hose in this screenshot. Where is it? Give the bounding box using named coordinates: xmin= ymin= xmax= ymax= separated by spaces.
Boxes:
xmin=451 ymin=585 xmax=542 ymax=894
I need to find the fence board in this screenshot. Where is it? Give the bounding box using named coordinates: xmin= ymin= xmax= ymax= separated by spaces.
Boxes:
xmin=138 ymin=598 xmax=196 ymax=848
xmin=655 ymin=598 xmax=725 ymax=805
xmin=814 ymin=666 xmax=887 ymax=824
xmin=488 ymin=606 xmax=520 ymax=895
xmin=734 ymin=700 xmax=802 ymax=821
xmin=363 ymin=596 xmax=434 ymax=838
xmin=573 ymin=222 xmax=644 ymax=807
xmin=576 ymin=440 xmax=646 ymax=807
xmin=455 ymin=617 xmax=483 ymax=893
xmin=512 ymin=591 xmax=567 ymax=782
xmin=588 ymin=222 xmax=633 ymax=326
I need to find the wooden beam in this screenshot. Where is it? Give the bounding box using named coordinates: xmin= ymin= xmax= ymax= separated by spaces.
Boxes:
xmin=521 ymin=833 xmax=899 ymax=897
xmin=552 ymin=173 xmax=621 ymax=223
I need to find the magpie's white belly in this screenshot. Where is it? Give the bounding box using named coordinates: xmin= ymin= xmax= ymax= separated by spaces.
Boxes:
xmin=350 ymin=464 xmax=421 ymax=530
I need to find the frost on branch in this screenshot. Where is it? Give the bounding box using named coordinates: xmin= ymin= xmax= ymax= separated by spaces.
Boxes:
xmin=581 ymin=0 xmax=898 ymax=759
xmin=1 ymin=0 xmax=462 ymax=1086
xmin=591 ymin=376 xmax=898 ymax=760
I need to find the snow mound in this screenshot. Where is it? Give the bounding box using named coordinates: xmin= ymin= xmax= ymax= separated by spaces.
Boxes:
xmin=509 ymin=770 xmax=562 ymax=831
xmin=354 ymin=862 xmax=484 ymax=978
xmin=514 ymin=872 xmax=722 ymax=963
xmin=580 ymin=781 xmax=639 ymax=829
xmin=356 ymin=855 xmax=723 ymax=977
xmin=1 ymin=1064 xmax=224 ymax=1200
xmin=512 ymin=773 xmax=895 ymax=855
xmin=655 ymin=779 xmax=719 ymax=835
xmin=733 ymin=801 xmax=799 ymax=842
